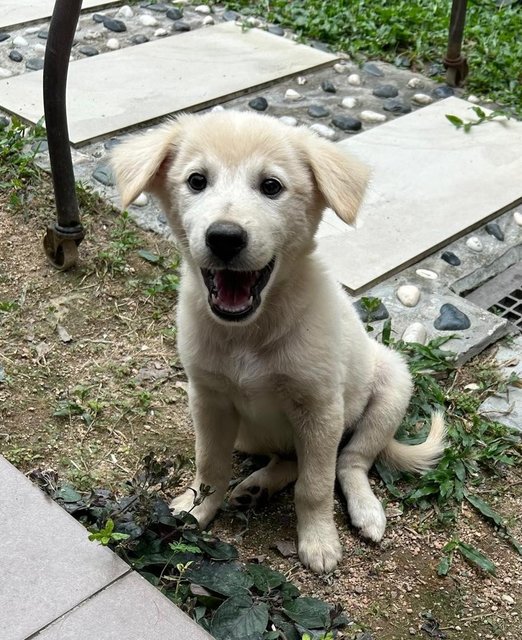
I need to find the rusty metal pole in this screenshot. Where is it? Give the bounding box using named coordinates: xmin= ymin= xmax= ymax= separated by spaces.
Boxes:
xmin=42 ymin=0 xmax=84 ymax=270
xmin=444 ymin=0 xmax=469 ymax=86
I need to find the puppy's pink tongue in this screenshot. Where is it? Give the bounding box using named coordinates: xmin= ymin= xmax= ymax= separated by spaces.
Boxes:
xmin=214 ymin=270 xmax=256 ymax=310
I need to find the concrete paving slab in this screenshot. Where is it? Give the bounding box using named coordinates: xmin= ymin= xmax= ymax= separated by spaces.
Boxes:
xmin=0 ymin=23 xmax=336 ymax=145
xmin=33 ymin=571 xmax=213 ymax=640
xmin=317 ymin=97 xmax=522 ymax=293
xmin=0 ymin=0 xmax=118 ymax=30
xmin=0 ymin=457 xmax=129 ymax=640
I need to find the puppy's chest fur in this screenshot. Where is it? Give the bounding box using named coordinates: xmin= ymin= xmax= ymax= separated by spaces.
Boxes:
xmin=191 ymin=344 xmax=296 ymax=454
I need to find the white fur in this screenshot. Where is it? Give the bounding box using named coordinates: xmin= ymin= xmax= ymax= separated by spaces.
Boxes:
xmin=112 ymin=111 xmax=446 ymax=574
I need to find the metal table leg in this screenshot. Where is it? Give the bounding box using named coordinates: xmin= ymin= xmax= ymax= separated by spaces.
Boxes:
xmin=42 ymin=0 xmax=84 ymax=270
xmin=444 ymin=0 xmax=469 ymax=87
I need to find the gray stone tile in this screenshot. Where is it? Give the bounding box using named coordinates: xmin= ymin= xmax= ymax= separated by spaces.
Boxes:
xmin=33 ymin=571 xmax=213 ymax=640
xmin=0 ymin=23 xmax=336 ymax=145
xmin=317 ymin=97 xmax=522 ymax=293
xmin=0 ymin=0 xmax=117 ymax=30
xmin=0 ymin=457 xmax=129 ymax=639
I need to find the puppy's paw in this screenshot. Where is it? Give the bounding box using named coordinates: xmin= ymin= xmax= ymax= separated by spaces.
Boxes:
xmin=298 ymin=525 xmax=342 ymax=574
xmin=170 ymin=489 xmax=216 ymax=530
xmin=229 ymin=481 xmax=269 ymax=509
xmin=347 ymin=494 xmax=386 ymax=542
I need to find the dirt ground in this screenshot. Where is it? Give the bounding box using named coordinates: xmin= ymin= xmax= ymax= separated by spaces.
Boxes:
xmin=1 ymin=171 xmax=521 ymax=640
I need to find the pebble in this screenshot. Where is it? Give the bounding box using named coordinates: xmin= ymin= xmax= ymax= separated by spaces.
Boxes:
xmin=441 ymin=251 xmax=461 ymax=266
xmin=502 ymin=595 xmax=515 ymax=605
xmin=485 ymin=222 xmax=504 ymax=241
xmin=25 ymin=26 xmax=40 ymax=34
xmin=172 ymin=21 xmax=191 ymax=31
xmin=415 ymin=268 xmax=438 ymax=280
xmin=466 ymin=236 xmax=483 ymax=252
xmin=25 ymin=57 xmax=44 ymax=71
xmin=280 ymin=116 xmax=298 ymax=127
xmin=202 ymin=16 xmax=214 ymax=25
xmin=132 ymin=193 xmax=149 ymax=207
xmin=310 ymin=40 xmax=331 ymax=53
xmin=332 ymin=114 xmax=362 ymax=132
xmin=373 ymin=84 xmax=399 ymax=98
xmin=103 ymin=18 xmax=127 ymax=33
xmin=412 ymin=93 xmax=433 ymax=105
xmin=92 ymin=164 xmax=115 ymax=186
xmin=92 ymin=13 xmax=106 ymax=23
xmin=333 ymin=63 xmax=348 ymax=74
xmin=103 ymin=137 xmax=121 ymax=151
xmin=106 ymin=38 xmax=120 ymax=50
xmin=383 ymin=98 xmax=411 ymax=114
xmin=13 ymin=36 xmax=28 ymax=47
xmin=9 ymin=50 xmax=23 ymax=62
xmin=78 ymin=45 xmax=99 ymax=56
xmin=0 ymin=116 xmax=10 ymax=128
xmin=284 ymin=89 xmax=302 ymax=101
xmin=33 ymin=43 xmax=46 ymax=54
xmin=434 ymin=303 xmax=471 ymax=331
xmin=308 ymin=104 xmax=330 ymax=118
xmin=0 ymin=67 xmax=12 ymax=78
xmin=248 ymin=96 xmax=268 ymax=111
xmin=353 ymin=300 xmax=390 ymax=322
xmin=514 ymin=211 xmax=522 ymax=226
xmin=115 ymin=5 xmax=134 ymax=19
xmin=131 ymin=34 xmax=149 ymax=44
xmin=147 ymin=3 xmax=169 ymax=12
xmin=432 ymin=85 xmax=455 ymax=99
xmin=297 ymin=76 xmax=307 ymax=85
xmin=166 ymin=7 xmax=183 ymax=20
xmin=407 ymin=77 xmax=423 ymax=89
xmin=395 ymin=54 xmax=411 ymax=68
xmin=0 ymin=32 xmax=10 ymax=43
xmin=347 ymin=73 xmax=361 ymax=86
xmin=363 ymin=62 xmax=384 ymax=77
xmin=396 ymin=285 xmax=421 ymax=307
xmin=195 ymin=4 xmax=211 ymax=14
xmin=402 ymin=322 xmax=428 ymax=344
xmin=223 ymin=9 xmax=240 ymax=22
xmin=268 ymin=25 xmax=284 ymax=36
xmin=138 ymin=14 xmax=158 ymax=27
xmin=210 ymin=105 xmax=225 ymax=112
xmin=359 ymin=110 xmax=386 ymax=123
xmin=154 ymin=27 xmax=169 ymax=36
xmin=341 ymin=96 xmax=357 ymax=109
xmin=309 ymin=123 xmax=336 ymax=140
xmin=467 ymin=94 xmax=480 ymax=104
xmin=37 ymin=29 xmax=49 ymax=39
xmin=321 ymin=80 xmax=336 ymax=93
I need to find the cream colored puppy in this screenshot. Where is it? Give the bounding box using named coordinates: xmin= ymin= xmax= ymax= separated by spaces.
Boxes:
xmin=112 ymin=111 xmax=445 ymax=574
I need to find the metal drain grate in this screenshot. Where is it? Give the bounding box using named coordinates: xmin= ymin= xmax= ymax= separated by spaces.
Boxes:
xmin=465 ymin=262 xmax=522 ymax=329
xmin=489 ymin=288 xmax=522 ymax=327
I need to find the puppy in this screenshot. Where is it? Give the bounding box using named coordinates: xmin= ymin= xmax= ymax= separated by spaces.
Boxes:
xmin=112 ymin=111 xmax=445 ymax=574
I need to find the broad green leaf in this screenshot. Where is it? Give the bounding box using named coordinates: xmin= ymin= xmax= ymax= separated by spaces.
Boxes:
xmin=283 ymin=597 xmax=331 ymax=629
xmin=55 ymin=485 xmax=82 ymax=503
xmin=196 ymin=538 xmax=238 ymax=561
xmin=246 ymin=563 xmax=286 ymax=593
xmin=445 ymin=114 xmax=463 ymax=128
xmin=186 ymin=562 xmax=253 ymax=597
xmin=437 ymin=554 xmax=452 ymax=576
xmin=458 ymin=542 xmax=496 ymax=575
xmin=138 ymin=249 xmax=161 ymax=264
xmin=464 ymin=493 xmax=504 ymax=527
xmin=471 ymin=106 xmax=486 ymax=119
xmin=211 ymin=594 xmax=269 ymax=640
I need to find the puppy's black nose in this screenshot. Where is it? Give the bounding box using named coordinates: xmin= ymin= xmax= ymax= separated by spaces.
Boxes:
xmin=205 ymin=221 xmax=248 ymax=262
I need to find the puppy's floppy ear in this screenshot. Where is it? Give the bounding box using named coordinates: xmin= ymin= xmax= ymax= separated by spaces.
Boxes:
xmin=111 ymin=122 xmax=180 ymax=208
xmin=303 ymin=132 xmax=369 ymax=224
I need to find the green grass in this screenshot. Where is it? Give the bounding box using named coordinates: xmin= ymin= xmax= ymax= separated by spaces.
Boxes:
xmin=227 ymin=0 xmax=522 ymax=112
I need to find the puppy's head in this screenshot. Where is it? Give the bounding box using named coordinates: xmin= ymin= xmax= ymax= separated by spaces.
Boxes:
xmin=112 ymin=111 xmax=368 ymax=324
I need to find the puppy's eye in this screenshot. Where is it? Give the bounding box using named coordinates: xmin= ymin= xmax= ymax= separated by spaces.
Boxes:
xmin=260 ymin=177 xmax=283 ymax=198
xmin=187 ymin=173 xmax=207 ymax=192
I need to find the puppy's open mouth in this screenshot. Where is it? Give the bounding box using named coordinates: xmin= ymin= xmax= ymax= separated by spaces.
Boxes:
xmin=201 ymin=258 xmax=275 ymax=321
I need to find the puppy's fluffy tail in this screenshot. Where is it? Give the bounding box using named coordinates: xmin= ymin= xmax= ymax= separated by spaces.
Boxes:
xmin=378 ymin=411 xmax=446 ymax=473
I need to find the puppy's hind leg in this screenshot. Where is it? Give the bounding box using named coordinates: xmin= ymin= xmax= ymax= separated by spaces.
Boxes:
xmin=337 ymin=347 xmax=412 ymax=542
xmin=229 ymin=455 xmax=298 ymax=509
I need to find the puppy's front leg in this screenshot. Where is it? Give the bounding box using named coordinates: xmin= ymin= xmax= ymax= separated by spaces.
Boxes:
xmin=289 ymin=396 xmax=344 ymax=574
xmin=170 ymin=384 xmax=238 ymax=529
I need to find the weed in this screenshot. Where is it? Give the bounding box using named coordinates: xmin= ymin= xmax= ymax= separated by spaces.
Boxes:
xmin=31 ymin=455 xmax=350 ymax=639
xmin=96 ymin=210 xmax=141 ymax=274
xmin=446 ymin=106 xmax=511 ymax=132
